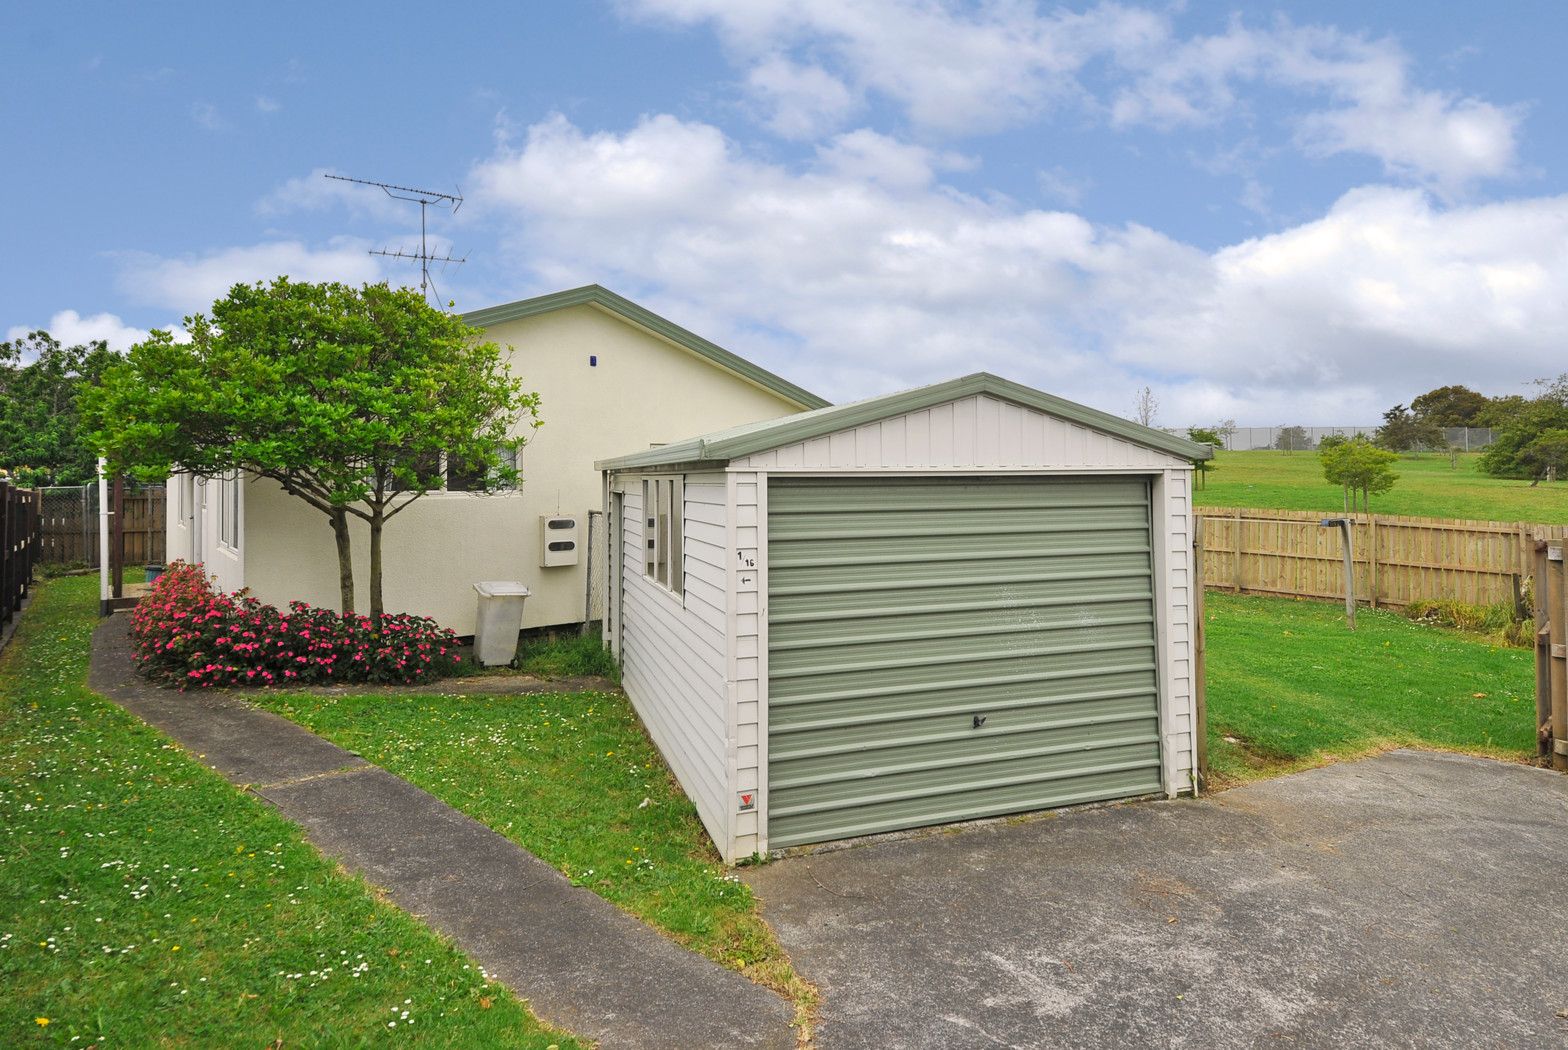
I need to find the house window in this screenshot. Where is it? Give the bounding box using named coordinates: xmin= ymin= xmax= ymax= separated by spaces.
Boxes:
xmin=642 ymin=476 xmax=683 ymax=596
xmin=217 ymin=471 xmax=240 ymax=550
xmin=445 ymin=444 xmax=520 ymax=492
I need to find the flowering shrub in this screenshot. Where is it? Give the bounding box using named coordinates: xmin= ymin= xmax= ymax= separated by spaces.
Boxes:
xmin=130 ymin=562 xmax=465 ymax=689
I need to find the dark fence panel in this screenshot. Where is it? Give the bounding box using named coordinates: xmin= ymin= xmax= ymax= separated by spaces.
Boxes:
xmin=1 ymin=481 xmax=41 ymax=628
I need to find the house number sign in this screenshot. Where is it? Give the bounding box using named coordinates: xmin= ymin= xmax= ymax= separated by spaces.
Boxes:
xmin=736 ymin=549 xmax=758 ymax=592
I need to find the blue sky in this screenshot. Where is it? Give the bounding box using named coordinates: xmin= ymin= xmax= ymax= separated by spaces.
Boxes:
xmin=4 ymin=1 xmax=1565 ymax=424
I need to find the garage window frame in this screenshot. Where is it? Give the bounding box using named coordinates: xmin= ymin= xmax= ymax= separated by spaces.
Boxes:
xmin=642 ymin=475 xmax=684 ymax=598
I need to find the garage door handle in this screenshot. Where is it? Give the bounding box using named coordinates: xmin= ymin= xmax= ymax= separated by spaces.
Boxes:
xmin=973 ymin=715 xmax=988 ymax=729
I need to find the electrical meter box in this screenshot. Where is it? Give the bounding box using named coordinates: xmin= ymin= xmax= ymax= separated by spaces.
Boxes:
xmin=540 ymin=514 xmax=579 ymax=567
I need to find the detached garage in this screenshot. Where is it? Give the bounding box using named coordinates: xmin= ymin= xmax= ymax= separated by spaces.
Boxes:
xmin=597 ymin=373 xmax=1212 ymax=862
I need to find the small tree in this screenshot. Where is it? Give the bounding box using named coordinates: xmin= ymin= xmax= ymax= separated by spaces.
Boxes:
xmin=1320 ymin=437 xmax=1398 ymax=513
xmin=1374 ymin=403 xmax=1443 ymax=455
xmin=1132 ymin=386 xmax=1158 ymax=427
xmin=1186 ymin=426 xmax=1221 ymax=489
xmin=1274 ymin=425 xmax=1311 ymax=452
xmin=84 ymin=278 xmax=541 ymax=619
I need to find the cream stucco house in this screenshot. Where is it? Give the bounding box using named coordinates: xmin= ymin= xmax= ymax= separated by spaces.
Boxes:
xmin=163 ymin=285 xmax=827 ymax=634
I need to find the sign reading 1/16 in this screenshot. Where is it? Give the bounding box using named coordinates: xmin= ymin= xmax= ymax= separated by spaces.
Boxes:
xmin=736 ymin=549 xmax=758 ymax=592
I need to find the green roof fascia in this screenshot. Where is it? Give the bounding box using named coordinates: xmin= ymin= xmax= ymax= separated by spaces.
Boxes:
xmin=461 ymin=285 xmax=829 ymax=411
xmin=596 ymin=372 xmax=1213 ymax=473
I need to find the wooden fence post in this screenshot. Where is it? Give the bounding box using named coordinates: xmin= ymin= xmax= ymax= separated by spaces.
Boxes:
xmin=1232 ymin=508 xmax=1244 ymax=594
xmin=1548 ymin=541 xmax=1567 ymax=772
xmin=1193 ymin=516 xmax=1208 ymax=793
xmin=1536 ymin=538 xmax=1552 ymax=760
xmin=1367 ymin=515 xmax=1379 ymax=610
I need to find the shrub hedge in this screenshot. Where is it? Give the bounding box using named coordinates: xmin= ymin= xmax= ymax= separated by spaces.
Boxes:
xmin=130 ymin=562 xmax=464 ymax=689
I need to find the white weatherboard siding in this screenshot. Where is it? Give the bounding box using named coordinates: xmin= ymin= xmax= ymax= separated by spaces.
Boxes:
xmin=732 ymin=394 xmax=1189 ymax=472
xmin=618 ymin=476 xmax=733 ymax=853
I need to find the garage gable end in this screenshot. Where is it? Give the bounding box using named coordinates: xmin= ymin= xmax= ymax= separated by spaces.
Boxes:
xmin=732 ymin=393 xmax=1193 ymax=472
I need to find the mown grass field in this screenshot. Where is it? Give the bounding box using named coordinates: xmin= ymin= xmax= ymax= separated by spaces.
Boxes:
xmin=1194 ymin=449 xmax=1568 ymax=523
xmin=1205 ymin=591 xmax=1536 ymax=783
xmin=0 ymin=576 xmax=577 ymax=1048
xmin=252 ymin=686 xmax=816 ymax=1026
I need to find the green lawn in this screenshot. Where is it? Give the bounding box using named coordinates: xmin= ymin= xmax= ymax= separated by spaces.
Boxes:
xmin=1205 ymin=591 xmax=1536 ymax=783
xmin=1195 ymin=449 xmax=1568 ymax=523
xmin=0 ymin=576 xmax=578 ymax=1049
xmin=251 ymin=687 xmax=814 ymax=1027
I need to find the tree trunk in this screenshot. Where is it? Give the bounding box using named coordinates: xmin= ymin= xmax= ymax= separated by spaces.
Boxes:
xmin=369 ymin=509 xmax=385 ymax=621
xmin=329 ymin=508 xmax=355 ymax=614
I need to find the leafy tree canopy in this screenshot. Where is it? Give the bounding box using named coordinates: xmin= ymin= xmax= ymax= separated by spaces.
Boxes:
xmin=1320 ymin=437 xmax=1398 ymax=512
xmin=82 ymin=278 xmax=541 ymax=617
xmin=0 ymin=331 xmax=119 ymax=485
xmin=1479 ymin=374 xmax=1568 ymax=481
xmin=1374 ymin=403 xmax=1444 ymax=453
xmin=1409 ymin=385 xmax=1490 ymax=427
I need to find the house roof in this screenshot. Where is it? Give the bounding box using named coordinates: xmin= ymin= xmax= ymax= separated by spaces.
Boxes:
xmin=461 ymin=284 xmax=829 ymax=410
xmin=595 ymin=372 xmax=1214 ymax=472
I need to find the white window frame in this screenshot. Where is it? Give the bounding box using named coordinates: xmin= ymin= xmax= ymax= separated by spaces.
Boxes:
xmin=642 ymin=475 xmax=683 ymax=597
xmin=216 ymin=471 xmax=240 ymax=551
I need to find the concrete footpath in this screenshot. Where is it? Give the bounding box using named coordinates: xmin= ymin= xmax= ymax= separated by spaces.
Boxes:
xmin=90 ymin=615 xmax=794 ymax=1050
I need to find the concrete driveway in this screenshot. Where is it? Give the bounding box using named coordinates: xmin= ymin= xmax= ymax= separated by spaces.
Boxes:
xmin=743 ymin=751 xmax=1568 ymax=1049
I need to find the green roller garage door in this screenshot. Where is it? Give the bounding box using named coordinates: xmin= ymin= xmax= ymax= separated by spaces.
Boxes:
xmin=766 ymin=475 xmax=1162 ymax=848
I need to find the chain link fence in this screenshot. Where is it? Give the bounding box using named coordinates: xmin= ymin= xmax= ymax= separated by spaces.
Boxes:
xmin=583 ymin=509 xmax=605 ymax=632
xmin=1208 ymin=426 xmax=1495 ymax=452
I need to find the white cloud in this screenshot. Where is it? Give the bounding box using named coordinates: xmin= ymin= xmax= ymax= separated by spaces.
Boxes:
xmin=255 ymin=167 xmax=413 ymax=221
xmin=469 ymin=113 xmax=1568 ymax=423
xmin=191 ymin=101 xmax=225 ymax=131
xmin=5 ymin=310 xmax=154 ymax=352
xmin=255 ymin=94 xmax=281 ymax=113
xmin=114 ymin=239 xmax=385 ymax=314
xmin=623 ymin=1 xmax=1520 ymax=190
xmin=746 ymin=57 xmax=858 ymax=140
xmin=1111 ymin=18 xmax=1521 ymax=192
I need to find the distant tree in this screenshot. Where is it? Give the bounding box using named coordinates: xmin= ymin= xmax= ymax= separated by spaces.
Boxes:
xmin=1480 ymin=375 xmax=1568 ymax=481
xmin=1131 ymin=386 xmax=1158 ymax=427
xmin=83 ymin=278 xmax=541 ymax=618
xmin=0 ymin=331 xmax=119 ymax=485
xmin=1274 ymin=425 xmax=1311 ymax=452
xmin=1520 ymin=429 xmax=1568 ymax=483
xmin=1186 ymin=427 xmax=1221 ymax=489
xmin=1374 ymin=404 xmax=1443 ymax=454
xmin=1320 ymin=437 xmax=1399 ymax=513
xmin=1478 ymin=394 xmax=1530 ymax=428
xmin=1410 ymin=385 xmax=1490 ymax=427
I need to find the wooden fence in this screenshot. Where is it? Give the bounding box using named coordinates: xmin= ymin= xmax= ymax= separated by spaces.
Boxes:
xmin=1536 ymin=540 xmax=1568 ymax=769
xmin=1195 ymin=506 xmax=1568 ymax=610
xmin=38 ymin=484 xmax=164 ymax=567
xmin=1 ymin=481 xmax=41 ymax=631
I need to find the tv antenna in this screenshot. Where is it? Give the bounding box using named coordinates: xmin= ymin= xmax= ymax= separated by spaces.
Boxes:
xmin=324 ymin=174 xmax=466 ymax=305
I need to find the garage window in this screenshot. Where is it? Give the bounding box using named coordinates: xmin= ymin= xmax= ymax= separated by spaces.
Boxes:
xmin=642 ymin=477 xmax=683 ymax=597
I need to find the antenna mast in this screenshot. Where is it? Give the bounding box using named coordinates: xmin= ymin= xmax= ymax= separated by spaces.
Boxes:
xmin=324 ymin=174 xmax=466 ymax=305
